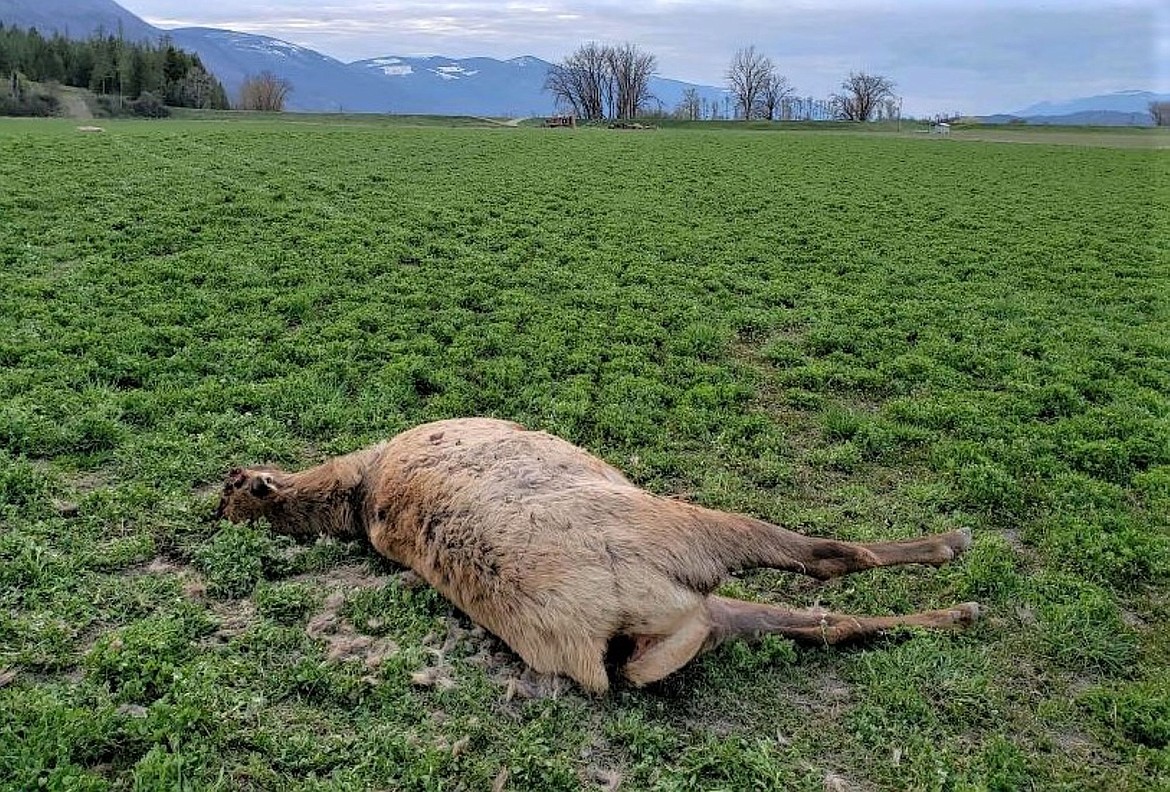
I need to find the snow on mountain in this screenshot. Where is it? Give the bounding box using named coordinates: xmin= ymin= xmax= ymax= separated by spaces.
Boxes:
xmin=0 ymin=0 xmax=741 ymax=116
xmin=350 ymin=53 xmax=726 ymax=116
xmin=348 ymin=54 xmax=557 ymax=116
xmin=34 ymin=0 xmax=1159 ymax=122
xmin=2 ymin=1 xmax=544 ymax=114
xmin=167 ymin=27 xmax=394 ymax=112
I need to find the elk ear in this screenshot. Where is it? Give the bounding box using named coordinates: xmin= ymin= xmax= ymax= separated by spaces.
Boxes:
xmin=249 ymin=472 xmax=277 ymax=498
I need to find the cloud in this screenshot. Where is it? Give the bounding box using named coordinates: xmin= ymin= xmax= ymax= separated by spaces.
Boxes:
xmin=119 ymin=0 xmax=1167 ymax=115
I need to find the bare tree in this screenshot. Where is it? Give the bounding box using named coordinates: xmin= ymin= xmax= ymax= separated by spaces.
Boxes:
xmin=726 ymin=46 xmax=773 ymax=120
xmin=832 ymin=72 xmax=896 ymax=121
xmin=759 ymin=73 xmax=794 ymax=121
xmin=607 ymin=43 xmax=657 ymax=120
xmin=675 ymin=87 xmax=701 ymax=120
xmin=237 ymin=71 xmax=291 ymax=111
xmin=1151 ymin=101 xmax=1170 ymax=126
xmin=544 ymin=42 xmax=616 ymax=121
xmin=544 ymin=64 xmax=587 ymax=119
xmin=545 ymin=42 xmax=656 ymax=121
xmin=881 ymin=97 xmax=900 ymax=122
xmin=178 ymin=66 xmax=216 ymax=109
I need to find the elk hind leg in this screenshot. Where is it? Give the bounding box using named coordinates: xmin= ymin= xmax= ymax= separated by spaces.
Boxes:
xmin=784 ymin=527 xmax=974 ymax=580
xmin=706 ymin=595 xmax=981 ymax=648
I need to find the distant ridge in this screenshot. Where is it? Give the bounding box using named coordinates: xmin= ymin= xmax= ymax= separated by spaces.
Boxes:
xmin=167 ymin=28 xmax=394 ymax=113
xmin=0 ymin=0 xmax=726 ymax=115
xmin=348 ymin=53 xmax=725 ymax=116
xmin=0 ymin=0 xmax=1159 ymax=122
xmin=1012 ymin=89 xmax=1168 ymax=117
xmin=973 ymin=91 xmax=1169 ymax=127
xmin=978 ymin=110 xmax=1155 ymax=127
xmin=0 ymin=0 xmax=160 ymax=42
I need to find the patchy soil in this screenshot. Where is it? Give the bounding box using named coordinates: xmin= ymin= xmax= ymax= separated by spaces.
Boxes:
xmin=292 ymin=562 xmax=570 ymax=697
xmin=289 ymin=563 xmax=400 ymax=671
xmin=207 ymin=598 xmax=258 ymax=642
xmin=307 ymin=589 xmax=399 ymax=671
xmin=70 ymin=470 xmax=109 ymax=493
xmin=583 ymin=765 xmax=623 ymax=791
xmin=124 ymin=555 xmax=206 ymax=600
xmin=288 ymin=560 xmax=558 ymax=693
xmin=60 ymin=91 xmax=93 ymax=120
xmin=796 ymin=669 xmax=853 ymax=719
xmin=120 ymin=548 xmax=557 ymax=695
xmin=291 ymin=562 xmax=398 ymax=591
xmin=434 ymin=617 xmax=572 ymax=700
xmin=53 ymin=470 xmax=115 ymax=517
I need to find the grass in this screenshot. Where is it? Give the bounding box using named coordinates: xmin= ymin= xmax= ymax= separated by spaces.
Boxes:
xmin=0 ymin=115 xmax=1167 ymax=790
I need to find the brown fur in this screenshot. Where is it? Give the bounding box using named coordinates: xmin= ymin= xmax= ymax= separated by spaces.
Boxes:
xmin=215 ymin=417 xmax=981 ymax=693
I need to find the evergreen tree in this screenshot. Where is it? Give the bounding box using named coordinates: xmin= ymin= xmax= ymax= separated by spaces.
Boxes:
xmin=0 ymin=23 xmax=229 ymax=111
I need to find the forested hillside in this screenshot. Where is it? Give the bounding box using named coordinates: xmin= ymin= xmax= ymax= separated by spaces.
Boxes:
xmin=0 ymin=23 xmax=228 ymax=115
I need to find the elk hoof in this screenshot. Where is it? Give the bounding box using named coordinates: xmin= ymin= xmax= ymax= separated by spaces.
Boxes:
xmin=952 ymin=602 xmax=983 ymax=625
xmin=954 ymin=527 xmax=974 ymax=552
xmin=939 ymin=527 xmax=973 ymax=561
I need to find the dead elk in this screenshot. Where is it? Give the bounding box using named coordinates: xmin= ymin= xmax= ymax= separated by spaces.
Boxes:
xmin=214 ymin=418 xmax=980 ymax=693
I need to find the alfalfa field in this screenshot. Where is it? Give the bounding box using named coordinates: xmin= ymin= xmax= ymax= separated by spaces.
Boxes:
xmin=0 ymin=117 xmax=1167 ymax=790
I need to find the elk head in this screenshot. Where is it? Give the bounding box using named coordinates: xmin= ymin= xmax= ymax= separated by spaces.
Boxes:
xmin=212 ymin=466 xmax=289 ymax=524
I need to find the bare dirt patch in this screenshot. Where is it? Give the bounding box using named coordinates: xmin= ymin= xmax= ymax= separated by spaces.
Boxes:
xmin=455 ymin=622 xmax=573 ymax=699
xmin=208 ymin=598 xmax=258 ymax=642
xmin=290 ymin=561 xmax=565 ymax=693
xmin=122 ymin=555 xmax=206 ymax=600
xmin=1051 ymin=727 xmax=1097 ymax=758
xmin=307 ymin=589 xmax=400 ymax=671
xmin=71 ymin=470 xmax=111 ymax=494
xmin=141 ymin=557 xmax=184 ymax=576
xmin=53 ymin=470 xmax=115 ymax=517
xmin=294 ymin=564 xmax=404 ymax=672
xmin=291 ymin=562 xmax=397 ymax=591
xmin=797 ymin=669 xmax=853 ymax=719
xmin=191 ymin=481 xmax=223 ymax=501
xmin=583 ymin=765 xmax=623 ymax=791
xmin=824 ymin=772 xmax=861 ymax=791
xmin=59 ymin=88 xmax=93 ymax=120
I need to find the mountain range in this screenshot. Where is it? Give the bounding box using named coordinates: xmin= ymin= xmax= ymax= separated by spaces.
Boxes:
xmin=0 ymin=0 xmax=157 ymax=43
xmin=975 ymin=89 xmax=1169 ymax=127
xmin=0 ymin=0 xmax=1164 ymax=122
xmin=0 ymin=0 xmax=724 ymax=115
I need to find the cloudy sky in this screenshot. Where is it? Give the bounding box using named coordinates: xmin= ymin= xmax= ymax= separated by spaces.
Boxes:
xmin=118 ymin=0 xmax=1168 ymax=115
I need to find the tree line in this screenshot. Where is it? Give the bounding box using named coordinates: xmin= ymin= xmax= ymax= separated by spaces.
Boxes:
xmin=0 ymin=22 xmax=229 ymax=115
xmin=546 ymin=42 xmax=900 ymax=123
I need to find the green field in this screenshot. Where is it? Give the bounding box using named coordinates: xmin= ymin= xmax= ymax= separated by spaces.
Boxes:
xmin=1 ymin=116 xmax=1168 ymax=790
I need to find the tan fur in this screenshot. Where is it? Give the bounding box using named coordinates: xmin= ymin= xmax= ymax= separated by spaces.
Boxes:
xmin=215 ymin=417 xmax=980 ymax=693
